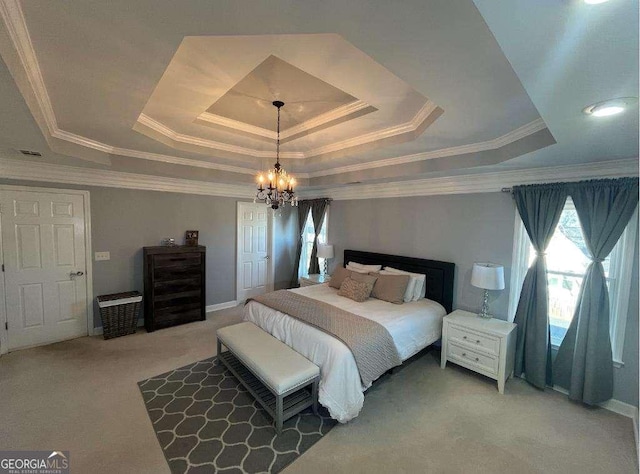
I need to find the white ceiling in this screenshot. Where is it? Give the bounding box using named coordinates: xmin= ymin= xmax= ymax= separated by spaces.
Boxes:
xmin=0 ymin=0 xmax=636 ymax=195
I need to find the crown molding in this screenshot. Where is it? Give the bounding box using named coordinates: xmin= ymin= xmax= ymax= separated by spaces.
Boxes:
xmin=0 ymin=157 xmax=254 ymax=197
xmin=302 ymin=101 xmax=439 ymax=157
xmin=140 ymin=101 xmax=440 ymax=160
xmin=198 ymin=112 xmax=277 ymax=140
xmin=111 ymin=148 xmax=257 ymax=175
xmin=137 ymin=114 xmax=305 ymax=159
xmin=51 ymin=125 xmax=257 ymax=175
xmin=0 ymin=0 xmax=57 ymax=134
xmin=280 ymin=100 xmax=372 ymax=140
xmin=301 ymin=158 xmax=639 ymax=200
xmin=307 ymin=118 xmax=547 ymax=177
xmin=197 ymin=99 xmax=372 ymax=141
xmin=1 ymin=156 xmax=636 ymax=202
xmin=0 ymin=0 xmax=552 ymax=181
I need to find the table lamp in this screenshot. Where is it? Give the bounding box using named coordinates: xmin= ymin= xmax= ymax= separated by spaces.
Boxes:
xmin=317 ymin=244 xmax=334 ymax=276
xmin=471 ymin=262 xmax=505 ymax=319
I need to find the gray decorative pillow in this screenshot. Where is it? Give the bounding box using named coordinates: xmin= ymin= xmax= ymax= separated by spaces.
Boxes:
xmin=329 ymin=266 xmax=352 ymax=289
xmin=369 ymin=272 xmax=411 ymax=305
xmin=338 ymin=277 xmax=374 ymax=302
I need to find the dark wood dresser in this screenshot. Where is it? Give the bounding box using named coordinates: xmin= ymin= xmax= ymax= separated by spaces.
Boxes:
xmin=143 ymin=246 xmax=206 ymax=332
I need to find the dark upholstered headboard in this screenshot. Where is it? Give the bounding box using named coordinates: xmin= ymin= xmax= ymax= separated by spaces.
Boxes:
xmin=344 ymin=249 xmax=455 ymax=313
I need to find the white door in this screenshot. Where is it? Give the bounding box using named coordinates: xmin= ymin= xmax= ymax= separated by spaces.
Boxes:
xmin=237 ymin=202 xmax=272 ymax=301
xmin=1 ymin=190 xmax=88 ymax=351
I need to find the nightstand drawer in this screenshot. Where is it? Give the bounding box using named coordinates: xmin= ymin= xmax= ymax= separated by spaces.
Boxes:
xmin=447 ymin=342 xmax=498 ymax=375
xmin=448 ymin=324 xmax=499 ymax=356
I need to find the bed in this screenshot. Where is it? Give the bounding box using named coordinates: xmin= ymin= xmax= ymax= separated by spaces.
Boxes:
xmin=243 ymin=249 xmax=455 ymax=422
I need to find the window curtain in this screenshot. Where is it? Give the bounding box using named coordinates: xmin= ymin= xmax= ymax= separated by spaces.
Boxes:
xmin=513 ymin=184 xmax=568 ymax=389
xmin=554 ymin=177 xmax=639 ymax=404
xmin=308 ymin=199 xmax=331 ymax=275
xmin=290 ymin=201 xmax=312 ymax=288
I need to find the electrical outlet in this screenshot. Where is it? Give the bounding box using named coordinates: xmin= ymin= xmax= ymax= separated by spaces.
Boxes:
xmin=95 ymin=251 xmax=110 ymax=261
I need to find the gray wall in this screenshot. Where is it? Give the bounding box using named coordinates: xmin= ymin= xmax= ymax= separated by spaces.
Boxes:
xmin=328 ymin=192 xmax=639 ymax=406
xmin=0 ymin=180 xmax=296 ymax=328
xmin=328 ymin=193 xmax=516 ymax=319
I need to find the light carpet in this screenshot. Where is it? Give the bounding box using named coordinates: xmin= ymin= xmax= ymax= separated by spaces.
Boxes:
xmin=0 ymin=305 xmax=636 ymax=473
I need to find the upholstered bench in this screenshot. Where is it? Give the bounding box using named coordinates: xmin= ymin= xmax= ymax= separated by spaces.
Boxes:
xmin=216 ymin=322 xmax=320 ymax=434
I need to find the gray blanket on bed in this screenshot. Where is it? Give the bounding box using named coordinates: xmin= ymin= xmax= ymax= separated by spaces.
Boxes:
xmin=248 ymin=290 xmax=401 ymax=386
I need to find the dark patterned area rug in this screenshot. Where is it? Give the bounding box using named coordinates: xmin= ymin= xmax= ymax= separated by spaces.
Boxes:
xmin=138 ymin=356 xmax=336 ymax=474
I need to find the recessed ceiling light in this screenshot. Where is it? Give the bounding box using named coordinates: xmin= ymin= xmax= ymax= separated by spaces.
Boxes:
xmin=584 ymin=0 xmax=609 ymax=4
xmin=583 ymin=98 xmax=636 ymax=117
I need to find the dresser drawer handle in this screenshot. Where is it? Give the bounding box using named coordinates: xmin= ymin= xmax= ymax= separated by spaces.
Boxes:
xmin=462 ymin=335 xmax=482 ymax=344
xmin=461 ymin=352 xmax=480 ymax=362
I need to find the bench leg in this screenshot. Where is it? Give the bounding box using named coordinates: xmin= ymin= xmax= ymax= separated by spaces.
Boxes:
xmin=275 ymin=394 xmax=283 ymax=435
xmin=216 ymin=338 xmax=222 ymax=364
xmin=311 ymin=380 xmax=319 ymax=415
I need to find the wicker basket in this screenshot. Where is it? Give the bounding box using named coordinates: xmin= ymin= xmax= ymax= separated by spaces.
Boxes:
xmin=96 ymin=291 xmax=142 ymax=340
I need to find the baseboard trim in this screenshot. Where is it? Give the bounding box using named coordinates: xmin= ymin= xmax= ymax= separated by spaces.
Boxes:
xmin=552 ymin=385 xmax=637 ymax=418
xmin=92 ymin=319 xmax=145 ymax=336
xmin=206 ymin=301 xmax=239 ymax=313
xmin=633 ymin=408 xmax=639 ymax=458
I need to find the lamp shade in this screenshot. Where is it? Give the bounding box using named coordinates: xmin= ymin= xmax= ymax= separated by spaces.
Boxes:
xmin=471 ymin=263 xmax=505 ymax=290
xmin=317 ymin=244 xmax=334 ymax=259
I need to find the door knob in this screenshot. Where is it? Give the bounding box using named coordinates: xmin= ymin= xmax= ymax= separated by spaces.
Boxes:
xmin=70 ymin=271 xmax=84 ymax=278
xmin=264 ymin=256 xmax=270 ymax=260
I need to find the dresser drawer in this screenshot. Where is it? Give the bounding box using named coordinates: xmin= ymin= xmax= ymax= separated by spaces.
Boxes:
xmin=448 ymin=323 xmax=500 ymax=356
xmin=448 ymin=342 xmax=498 ymax=375
xmin=153 ymin=252 xmax=202 ymax=268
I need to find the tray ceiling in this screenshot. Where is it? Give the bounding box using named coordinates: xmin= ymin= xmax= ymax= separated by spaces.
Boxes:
xmin=0 ymin=0 xmax=634 ymax=194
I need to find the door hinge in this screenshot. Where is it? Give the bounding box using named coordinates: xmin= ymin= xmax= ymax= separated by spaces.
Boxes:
xmin=1 ymin=264 xmax=4 ymax=272
xmin=4 ymin=322 xmax=7 ymax=330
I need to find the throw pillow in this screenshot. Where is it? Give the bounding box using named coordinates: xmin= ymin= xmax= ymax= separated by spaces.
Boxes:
xmin=338 ymin=277 xmax=374 ymax=302
xmin=329 ymin=266 xmax=352 ymax=289
xmin=369 ymin=272 xmax=410 ymax=304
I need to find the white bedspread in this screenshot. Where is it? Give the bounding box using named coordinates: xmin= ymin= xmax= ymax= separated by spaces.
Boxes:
xmin=243 ymin=283 xmax=446 ymax=422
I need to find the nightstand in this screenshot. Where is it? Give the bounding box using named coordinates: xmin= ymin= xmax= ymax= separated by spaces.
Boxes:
xmin=299 ymin=274 xmax=330 ymax=287
xmin=441 ymin=309 xmax=517 ymax=394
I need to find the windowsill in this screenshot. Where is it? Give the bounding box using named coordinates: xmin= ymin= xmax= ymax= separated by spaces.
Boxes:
xmin=550 ymin=342 xmax=624 ymax=368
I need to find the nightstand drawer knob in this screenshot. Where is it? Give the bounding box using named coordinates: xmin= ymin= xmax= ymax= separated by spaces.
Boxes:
xmin=462 ymin=352 xmax=466 ymax=357
xmin=463 ymin=336 xmax=467 ymax=339
xmin=476 ymin=340 xmax=481 ymax=344
xmin=475 ymin=357 xmax=479 ymax=361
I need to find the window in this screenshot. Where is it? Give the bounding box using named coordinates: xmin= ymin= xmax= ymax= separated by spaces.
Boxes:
xmin=508 ymin=198 xmax=637 ymax=365
xmin=298 ymin=209 xmax=328 ymax=278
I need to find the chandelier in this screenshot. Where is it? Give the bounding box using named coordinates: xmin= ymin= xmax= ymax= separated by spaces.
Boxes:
xmin=255 ymin=101 xmax=298 ymax=209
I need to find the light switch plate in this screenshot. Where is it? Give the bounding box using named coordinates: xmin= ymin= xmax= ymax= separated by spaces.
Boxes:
xmin=95 ymin=251 xmax=110 ymax=261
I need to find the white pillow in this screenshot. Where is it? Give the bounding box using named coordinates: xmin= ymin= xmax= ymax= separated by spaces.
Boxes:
xmin=347 ymin=261 xmax=382 ymax=272
xmin=383 ymin=267 xmax=425 ymax=301
xmin=346 ymin=264 xmax=371 ymax=274
xmin=380 ymin=269 xmax=415 ymax=303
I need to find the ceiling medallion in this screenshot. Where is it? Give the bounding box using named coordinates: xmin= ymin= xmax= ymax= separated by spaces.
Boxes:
xmin=255 ymin=101 xmax=298 ymax=210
